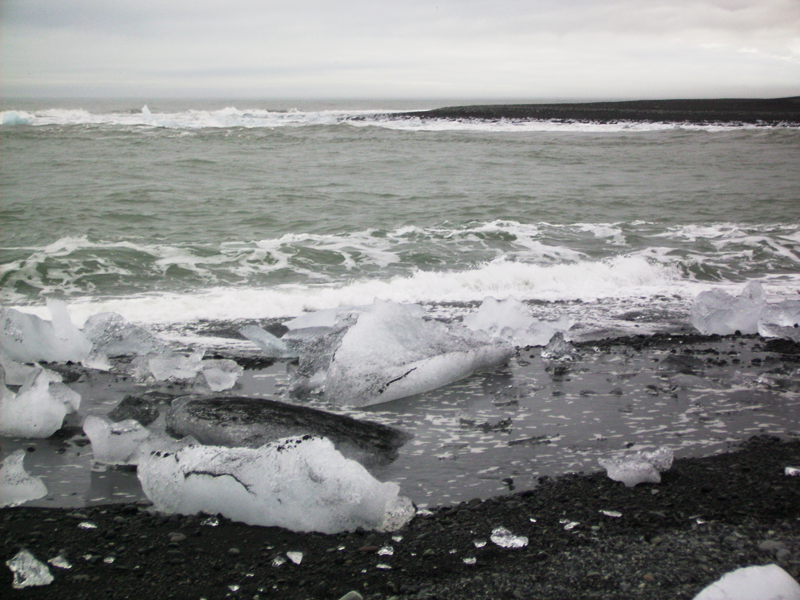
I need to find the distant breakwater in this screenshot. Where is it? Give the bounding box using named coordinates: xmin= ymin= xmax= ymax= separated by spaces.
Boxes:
xmin=387 ymin=97 xmax=800 ymax=125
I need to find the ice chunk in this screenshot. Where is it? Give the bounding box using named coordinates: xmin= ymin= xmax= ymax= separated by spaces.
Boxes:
xmin=0 ymin=350 xmax=40 ymax=386
xmin=136 ymin=349 xmax=205 ymax=382
xmin=284 ymin=306 xmax=367 ymax=330
xmin=464 ymin=297 xmax=573 ymax=347
xmin=323 ymin=300 xmax=514 ymax=407
xmin=0 ymin=300 xmax=92 ymax=364
xmin=83 ymin=312 xmax=169 ymax=357
xmin=691 ymin=281 xmax=766 ymax=335
xmin=83 ymin=416 xmax=151 ymax=465
xmin=0 ymin=369 xmax=72 ymax=438
xmin=138 ymin=435 xmax=412 ymax=534
xmin=5 ymin=549 xmax=54 ymax=589
xmin=692 ymin=564 xmax=800 ymax=600
xmin=599 ymin=446 xmax=674 ymax=487
xmin=239 ymin=325 xmax=298 ymax=358
xmin=490 ymin=527 xmax=528 ymax=548
xmin=786 ymin=466 xmax=800 ymax=477
xmin=286 ymin=551 xmax=303 ymax=565
xmin=200 ymin=359 xmax=243 ymax=391
xmin=759 ymin=321 xmax=800 ymax=342
xmin=0 ymin=449 xmax=48 ymax=507
xmin=540 ymin=331 xmax=577 ymax=362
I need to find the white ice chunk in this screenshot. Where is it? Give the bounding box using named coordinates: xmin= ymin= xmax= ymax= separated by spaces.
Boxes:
xmin=83 ymin=312 xmax=169 ymax=357
xmin=0 ymin=350 xmax=40 ymax=386
xmin=239 ymin=325 xmax=298 ymax=358
xmin=138 ymin=435 xmax=412 ymax=534
xmin=200 ymin=359 xmax=243 ymax=391
xmin=490 ymin=526 xmax=528 ymax=548
xmin=0 ymin=449 xmax=48 ymax=507
xmin=692 ymin=564 xmax=800 ymax=600
xmin=599 ymin=446 xmax=674 ymax=487
xmin=83 ymin=416 xmax=150 ymax=465
xmin=5 ymin=549 xmax=54 ymax=589
xmin=691 ymin=281 xmax=767 ymax=335
xmin=0 ymin=300 xmax=92 ymax=364
xmin=141 ymin=349 xmax=205 ymax=381
xmin=0 ymin=369 xmax=71 ymax=438
xmin=323 ymin=300 xmax=514 ymax=407
xmin=541 ymin=331 xmax=577 ymax=362
xmin=464 ymin=297 xmax=573 ymax=347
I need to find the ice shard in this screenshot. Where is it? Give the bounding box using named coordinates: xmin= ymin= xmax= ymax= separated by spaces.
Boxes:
xmin=239 ymin=325 xmax=298 ymax=358
xmin=5 ymin=549 xmax=53 ymax=589
xmin=0 ymin=449 xmax=48 ymax=507
xmin=463 ymin=296 xmax=573 ymax=347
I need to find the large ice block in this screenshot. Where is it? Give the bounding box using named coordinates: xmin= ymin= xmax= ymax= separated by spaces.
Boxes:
xmin=0 ymin=369 xmax=76 ymax=438
xmin=0 ymin=449 xmax=48 ymax=507
xmin=83 ymin=416 xmax=151 ymax=465
xmin=463 ymin=296 xmax=573 ymax=347
xmin=323 ymin=300 xmax=514 ymax=406
xmin=692 ymin=564 xmax=800 ymax=600
xmin=691 ymin=281 xmax=765 ymax=335
xmin=83 ymin=312 xmax=169 ymax=357
xmin=138 ymin=435 xmax=413 ymax=534
xmin=0 ymin=300 xmax=92 ymax=364
xmin=598 ymin=446 xmax=674 ymax=487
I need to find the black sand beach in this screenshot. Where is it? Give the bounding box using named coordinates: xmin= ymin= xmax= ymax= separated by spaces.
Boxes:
xmin=394 ymin=97 xmax=800 ymax=125
xmin=3 ymin=333 xmax=800 ymax=600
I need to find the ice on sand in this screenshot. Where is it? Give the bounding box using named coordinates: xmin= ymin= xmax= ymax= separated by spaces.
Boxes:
xmin=83 ymin=312 xmax=169 ymax=357
xmin=199 ymin=359 xmax=243 ymax=391
xmin=0 ymin=449 xmax=48 ymax=507
xmin=0 ymin=368 xmax=80 ymax=438
xmin=692 ymin=564 xmax=800 ymax=600
xmin=490 ymin=527 xmax=528 ymax=548
xmin=239 ymin=325 xmax=298 ymax=358
xmin=463 ymin=296 xmax=573 ymax=347
xmin=0 ymin=299 xmax=92 ymax=364
xmin=599 ymin=446 xmax=674 ymax=487
xmin=323 ymin=300 xmax=514 ymax=407
xmin=138 ymin=435 xmax=414 ymax=534
xmin=691 ymin=281 xmax=800 ymax=336
xmin=5 ymin=549 xmax=54 ymax=589
xmin=83 ymin=416 xmax=151 ymax=465
xmin=540 ymin=331 xmax=577 ymax=362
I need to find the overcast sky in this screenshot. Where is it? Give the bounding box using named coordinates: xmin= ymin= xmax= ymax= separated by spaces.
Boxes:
xmin=2 ymin=0 xmax=799 ymax=100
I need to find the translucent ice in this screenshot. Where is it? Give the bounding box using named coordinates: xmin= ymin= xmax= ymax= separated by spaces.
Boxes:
xmin=200 ymin=359 xmax=243 ymax=391
xmin=138 ymin=349 xmax=205 ymax=382
xmin=0 ymin=449 xmax=48 ymax=507
xmin=0 ymin=350 xmax=40 ymax=386
xmin=599 ymin=446 xmax=674 ymax=487
xmin=83 ymin=312 xmax=169 ymax=357
xmin=490 ymin=527 xmax=528 ymax=548
xmin=0 ymin=368 xmax=77 ymax=438
xmin=83 ymin=416 xmax=151 ymax=465
xmin=239 ymin=325 xmax=298 ymax=358
xmin=6 ymin=549 xmax=54 ymax=589
xmin=323 ymin=300 xmax=514 ymax=407
xmin=540 ymin=331 xmax=577 ymax=362
xmin=689 ymin=281 xmax=792 ymax=336
xmin=0 ymin=300 xmax=92 ymax=364
xmin=692 ymin=564 xmax=800 ymax=600
xmin=464 ymin=297 xmax=573 ymax=347
xmin=138 ymin=435 xmax=413 ymax=534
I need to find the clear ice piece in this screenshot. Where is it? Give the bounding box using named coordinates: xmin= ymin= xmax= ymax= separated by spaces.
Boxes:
xmin=473 ymin=538 xmax=487 ymax=548
xmin=0 ymin=369 xmax=70 ymax=438
xmin=78 ymin=521 xmax=97 ymax=529
xmin=272 ymin=556 xmax=286 ymax=567
xmin=47 ymin=555 xmax=72 ymax=569
xmin=83 ymin=312 xmax=169 ymax=357
xmin=201 ymin=516 xmax=219 ymax=527
xmin=600 ymin=510 xmax=622 ymax=518
xmin=540 ymin=332 xmax=576 ymax=362
xmin=239 ymin=325 xmax=299 ymax=358
xmin=83 ymin=416 xmax=150 ymax=465
xmin=0 ymin=449 xmax=48 ymax=507
xmin=146 ymin=349 xmax=205 ymax=381
xmin=200 ymin=359 xmax=243 ymax=391
xmin=6 ymin=549 xmax=54 ymax=589
xmin=463 ymin=557 xmax=477 ymax=565
xmin=691 ymin=281 xmax=766 ymax=335
xmin=463 ymin=296 xmax=572 ymax=347
xmin=598 ymin=446 xmax=674 ymax=487
xmin=377 ymin=546 xmax=394 ymax=556
xmin=286 ymin=551 xmax=303 ymax=565
xmin=490 ymin=527 xmax=528 ymax=548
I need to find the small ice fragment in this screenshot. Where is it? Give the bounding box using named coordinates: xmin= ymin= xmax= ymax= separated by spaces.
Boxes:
xmin=416 ymin=508 xmax=434 ymax=517
xmin=695 ymin=518 xmax=707 ymax=525
xmin=239 ymin=325 xmax=298 ymax=358
xmin=392 ymin=535 xmax=403 ymax=543
xmin=463 ymin=557 xmax=477 ymax=565
xmin=541 ymin=332 xmax=576 ymax=362
xmin=286 ymin=551 xmax=302 ymax=565
xmin=200 ymin=359 xmax=243 ymax=391
xmin=563 ymin=521 xmax=580 ymax=531
xmin=376 ymin=563 xmax=391 ymax=570
xmin=692 ymin=563 xmax=800 ymax=600
xmin=83 ymin=416 xmax=150 ymax=465
xmin=599 ymin=446 xmax=673 ymax=487
xmin=600 ymin=510 xmax=622 ymax=518
xmin=473 ymin=538 xmax=487 ymax=548
xmin=146 ymin=349 xmax=204 ymax=381
xmin=271 ymin=556 xmax=286 ymax=567
xmin=6 ymin=549 xmax=53 ymax=589
xmin=103 ymin=556 xmax=115 ymax=564
xmin=201 ymin=516 xmax=219 ymax=527
xmin=449 ymin=549 xmax=458 ymax=554
xmin=0 ymin=449 xmax=48 ymax=507
xmin=78 ymin=521 xmax=97 ymax=529
xmin=228 ymin=584 xmax=240 ymax=592
xmin=490 ymin=527 xmax=528 ymax=548
xmin=785 ymin=466 xmax=800 ymax=477
xmin=377 ymin=546 xmax=394 ymax=556
xmin=47 ymin=555 xmax=72 ymax=569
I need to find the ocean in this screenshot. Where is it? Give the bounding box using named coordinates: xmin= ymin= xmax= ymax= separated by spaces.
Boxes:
xmin=2 ymin=99 xmax=800 ymax=507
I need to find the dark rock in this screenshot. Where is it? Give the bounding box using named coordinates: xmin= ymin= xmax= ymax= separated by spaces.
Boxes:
xmin=108 ymin=395 xmax=161 ymax=426
xmin=658 ymin=354 xmax=705 ymax=375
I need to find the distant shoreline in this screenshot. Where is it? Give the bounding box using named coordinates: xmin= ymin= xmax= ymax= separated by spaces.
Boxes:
xmin=393 ymin=97 xmax=800 ymax=125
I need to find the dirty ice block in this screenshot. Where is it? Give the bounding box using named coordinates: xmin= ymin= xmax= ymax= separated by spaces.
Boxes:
xmin=137 ymin=435 xmax=413 ymax=534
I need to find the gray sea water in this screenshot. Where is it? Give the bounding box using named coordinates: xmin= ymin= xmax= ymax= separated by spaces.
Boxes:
xmin=2 ymin=99 xmax=800 ymax=508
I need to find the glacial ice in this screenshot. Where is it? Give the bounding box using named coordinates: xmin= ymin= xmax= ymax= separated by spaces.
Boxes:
xmin=134 ymin=349 xmax=204 ymax=382
xmin=5 ymin=549 xmax=54 ymax=589
xmin=598 ymin=446 xmax=674 ymax=487
xmin=137 ymin=435 xmax=413 ymax=534
xmin=0 ymin=351 xmax=40 ymax=386
xmin=0 ymin=449 xmax=48 ymax=507
xmin=83 ymin=312 xmax=169 ymax=357
xmin=541 ymin=331 xmax=577 ymax=362
xmin=322 ymin=300 xmax=514 ymax=406
xmin=239 ymin=325 xmax=299 ymax=358
xmin=490 ymin=526 xmax=528 ymax=548
xmin=692 ymin=564 xmax=800 ymax=600
xmin=463 ymin=296 xmax=573 ymax=347
xmin=0 ymin=300 xmax=92 ymax=364
xmin=83 ymin=416 xmax=151 ymax=465
xmin=0 ymin=368 xmax=80 ymax=438
xmin=691 ymin=282 xmax=800 ymax=336
xmin=200 ymin=359 xmax=243 ymax=391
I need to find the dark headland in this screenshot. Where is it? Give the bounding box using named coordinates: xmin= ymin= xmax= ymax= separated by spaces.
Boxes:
xmin=393 ymin=97 xmax=800 ymax=125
